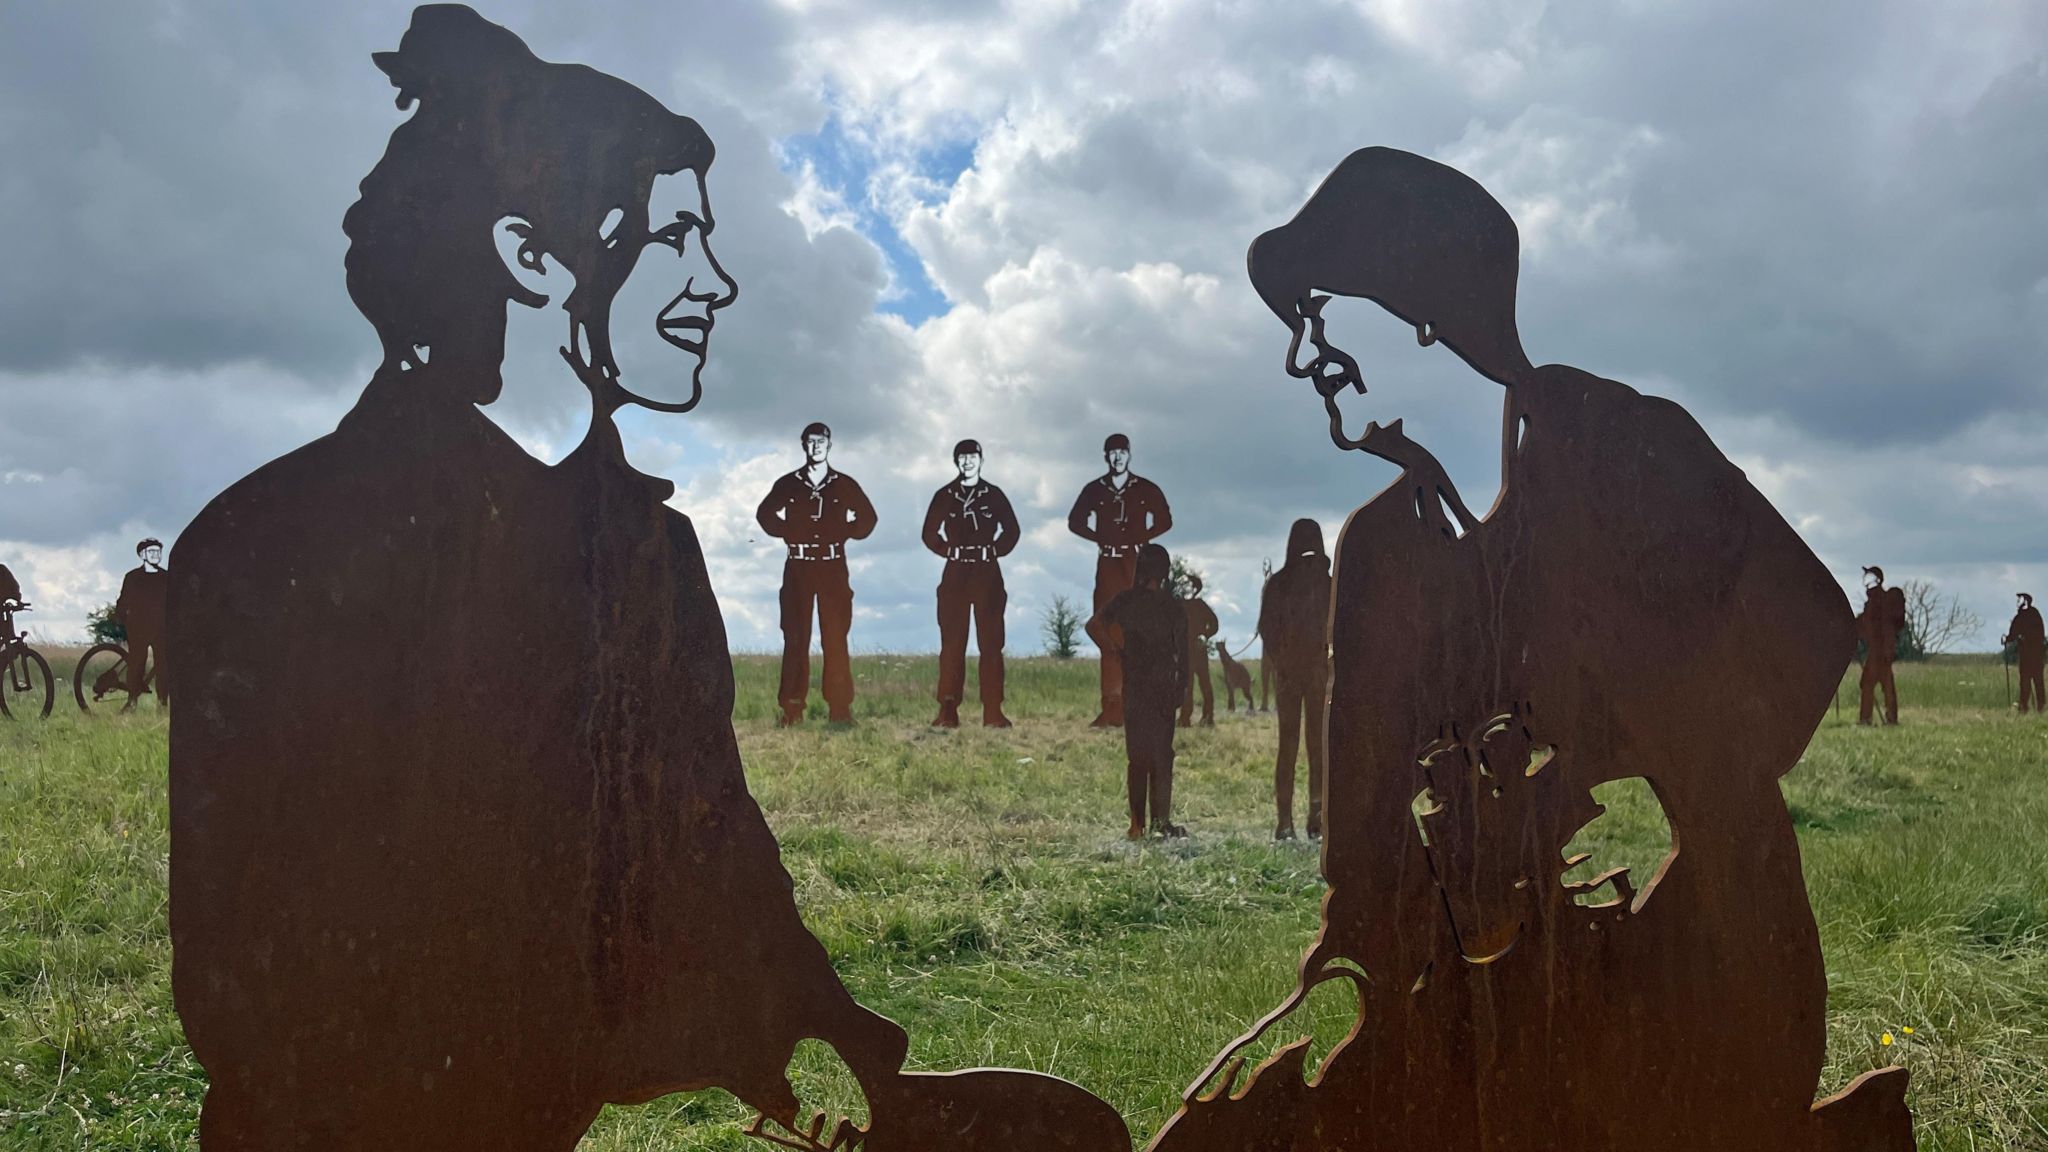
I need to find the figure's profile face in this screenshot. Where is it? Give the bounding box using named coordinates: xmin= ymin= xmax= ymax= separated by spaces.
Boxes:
xmin=957 ymin=453 xmax=982 ymax=483
xmin=805 ymin=434 xmax=831 ymax=465
xmin=497 ymin=165 xmax=736 ymax=414
xmin=1105 ymin=447 xmax=1131 ymax=474
xmin=1285 ymin=295 xmax=1368 ymax=399
xmin=615 ymin=169 xmax=736 ymax=405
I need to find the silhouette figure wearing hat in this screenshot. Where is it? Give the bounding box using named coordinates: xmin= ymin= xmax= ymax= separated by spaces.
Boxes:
xmin=757 ymin=422 xmax=876 ymax=725
xmin=923 ymin=439 xmax=1020 ymax=728
xmin=1855 ymin=566 xmax=1905 ymax=726
xmin=1260 ymin=518 xmax=1331 ymax=840
xmin=1178 ymin=574 xmax=1219 ymax=728
xmin=1067 ymin=433 xmax=1172 ymax=727
xmin=1101 ymin=543 xmax=1188 ymax=838
xmin=117 ymin=537 xmax=169 ymax=711
xmin=1149 ymin=146 xmax=1911 ymax=1151
xmin=2005 ymin=593 xmax=2044 ymax=713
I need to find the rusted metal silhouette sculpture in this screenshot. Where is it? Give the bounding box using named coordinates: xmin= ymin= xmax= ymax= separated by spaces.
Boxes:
xmin=1102 ymin=543 xmax=1188 ymax=838
xmin=73 ymin=640 xmax=150 ymax=712
xmin=0 ymin=562 xmax=56 ymax=720
xmin=1150 ymin=148 xmax=1913 ymax=1152
xmin=115 ymin=537 xmax=169 ymax=711
xmin=1069 ymin=433 xmax=1172 ymax=727
xmin=2006 ymin=592 xmax=2043 ymax=713
xmin=1259 ymin=518 xmax=1330 ymax=841
xmin=168 ymin=9 xmax=1124 ymax=1150
xmin=758 ymin=422 xmax=877 ymax=726
xmin=1179 ymin=574 xmax=1219 ymax=727
xmin=1856 ymin=566 xmax=1906 ymax=726
xmin=922 ymin=439 xmax=1019 ymax=728
xmin=1213 ymin=638 xmax=1257 ymax=714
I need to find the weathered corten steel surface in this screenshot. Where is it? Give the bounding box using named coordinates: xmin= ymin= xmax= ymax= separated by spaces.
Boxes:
xmin=1148 ymin=148 xmax=1917 ymax=1151
xmin=2006 ymin=593 xmax=2044 ymax=712
xmin=1259 ymin=518 xmax=1330 ymax=842
xmin=1179 ymin=574 xmax=1219 ymax=728
xmin=1068 ymin=432 xmax=1174 ymax=728
xmin=167 ymin=7 xmax=1122 ymax=1150
xmin=117 ymin=538 xmax=169 ymax=710
xmin=1213 ymin=638 xmax=1257 ymax=715
xmin=1858 ymin=566 xmax=1907 ymax=726
xmin=1101 ymin=542 xmax=1189 ymax=838
xmin=921 ymin=438 xmax=1020 ymax=728
xmin=756 ymin=422 xmax=878 ymax=727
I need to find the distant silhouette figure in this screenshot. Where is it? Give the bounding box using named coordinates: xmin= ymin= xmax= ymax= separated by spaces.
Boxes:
xmin=758 ymin=422 xmax=877 ymax=726
xmin=1179 ymin=574 xmax=1219 ymax=727
xmin=1101 ymin=544 xmax=1187 ymax=838
xmin=1213 ymin=638 xmax=1257 ymax=713
xmin=1856 ymin=566 xmax=1906 ymax=726
xmin=1068 ymin=433 xmax=1172 ymax=727
xmin=1258 ymin=559 xmax=1274 ymax=712
xmin=922 ymin=439 xmax=1019 ymax=728
xmin=1153 ymin=146 xmax=1910 ymax=1152
xmin=1259 ymin=518 xmax=1331 ymax=840
xmin=117 ymin=538 xmax=169 ymax=711
xmin=2005 ymin=592 xmax=2044 ymax=713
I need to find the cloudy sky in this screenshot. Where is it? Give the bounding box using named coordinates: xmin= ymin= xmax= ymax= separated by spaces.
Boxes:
xmin=3 ymin=0 xmax=2045 ymax=658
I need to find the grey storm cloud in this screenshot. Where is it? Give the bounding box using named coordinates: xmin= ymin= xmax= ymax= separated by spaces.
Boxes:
xmin=2 ymin=0 xmax=2045 ymax=654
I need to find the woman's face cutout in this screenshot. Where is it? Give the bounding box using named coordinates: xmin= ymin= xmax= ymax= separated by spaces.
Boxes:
xmin=494 ymin=165 xmax=736 ymax=415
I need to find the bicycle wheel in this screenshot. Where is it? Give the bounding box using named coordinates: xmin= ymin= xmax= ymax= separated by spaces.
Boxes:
xmin=74 ymin=643 xmax=130 ymax=713
xmin=0 ymin=647 xmax=54 ymax=720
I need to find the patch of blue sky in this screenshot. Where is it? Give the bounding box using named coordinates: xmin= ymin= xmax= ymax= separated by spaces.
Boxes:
xmin=777 ymin=114 xmax=978 ymax=327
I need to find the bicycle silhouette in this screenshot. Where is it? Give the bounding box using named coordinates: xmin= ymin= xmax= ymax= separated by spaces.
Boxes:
xmin=74 ymin=641 xmax=157 ymax=713
xmin=0 ymin=599 xmax=55 ymax=720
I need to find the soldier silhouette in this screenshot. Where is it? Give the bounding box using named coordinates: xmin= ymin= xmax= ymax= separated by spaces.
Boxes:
xmin=1067 ymin=433 xmax=1172 ymax=727
xmin=2005 ymin=592 xmax=2044 ymax=713
xmin=1178 ymin=573 xmax=1219 ymax=728
xmin=922 ymin=439 xmax=1020 ymax=728
xmin=117 ymin=537 xmax=169 ymax=711
xmin=757 ymin=422 xmax=877 ymax=726
xmin=1259 ymin=518 xmax=1330 ymax=840
xmin=1855 ymin=566 xmax=1905 ymax=726
xmin=1101 ymin=543 xmax=1187 ymax=838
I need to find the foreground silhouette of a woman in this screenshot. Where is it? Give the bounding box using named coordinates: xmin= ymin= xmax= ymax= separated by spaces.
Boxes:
xmin=169 ymin=7 xmax=912 ymax=1147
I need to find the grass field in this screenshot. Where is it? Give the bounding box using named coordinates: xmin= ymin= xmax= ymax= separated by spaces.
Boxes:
xmin=2 ymin=651 xmax=2045 ymax=1149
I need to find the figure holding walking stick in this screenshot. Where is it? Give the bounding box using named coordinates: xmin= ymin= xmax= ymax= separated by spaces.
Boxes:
xmin=2003 ymin=592 xmax=2043 ymax=713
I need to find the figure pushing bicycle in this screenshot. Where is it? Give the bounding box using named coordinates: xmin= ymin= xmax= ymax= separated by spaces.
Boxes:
xmin=115 ymin=538 xmax=169 ymax=712
xmin=0 ymin=561 xmax=55 ymax=719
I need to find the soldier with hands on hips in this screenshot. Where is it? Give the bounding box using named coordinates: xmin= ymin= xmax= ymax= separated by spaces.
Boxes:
xmin=757 ymin=422 xmax=876 ymax=726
